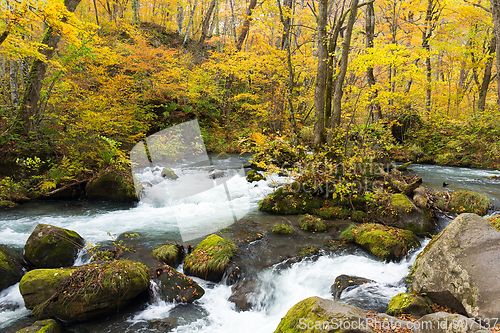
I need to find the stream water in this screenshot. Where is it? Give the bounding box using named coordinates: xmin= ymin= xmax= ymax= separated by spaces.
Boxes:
xmin=0 ymin=159 xmax=499 ymax=333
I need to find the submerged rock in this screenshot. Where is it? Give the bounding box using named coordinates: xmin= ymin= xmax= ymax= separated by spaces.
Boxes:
xmin=228 ymin=276 xmax=260 ymax=311
xmin=155 ymin=265 xmax=204 ymax=303
xmin=183 ymin=234 xmax=237 ymax=282
xmin=23 ymin=224 xmax=85 ymax=268
xmin=86 ymin=169 xmax=137 ymax=202
xmin=386 ymin=292 xmax=431 ymax=318
xmin=340 ymin=223 xmax=420 ymax=261
xmin=15 ymin=319 xmax=62 ymax=333
xmin=19 ymin=259 xmax=149 ymax=321
xmin=330 ymin=275 xmax=374 ymax=300
xmin=0 ymin=245 xmax=24 ymax=291
xmin=410 ymin=213 xmax=500 ymax=319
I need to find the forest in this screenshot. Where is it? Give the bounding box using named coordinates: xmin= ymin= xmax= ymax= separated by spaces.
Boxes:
xmin=1 ymin=0 xmax=500 ymax=204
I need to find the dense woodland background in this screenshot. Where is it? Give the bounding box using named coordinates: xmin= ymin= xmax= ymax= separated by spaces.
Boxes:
xmin=1 ymin=0 xmax=500 ymax=203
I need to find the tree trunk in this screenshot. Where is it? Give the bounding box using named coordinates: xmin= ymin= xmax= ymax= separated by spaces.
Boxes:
xmin=177 ymin=2 xmax=184 ymax=35
xmin=9 ymin=60 xmax=19 ymax=106
xmin=327 ymin=0 xmax=359 ymax=146
xmin=183 ymin=0 xmax=199 ymax=46
xmin=365 ymin=1 xmax=382 ymax=122
xmin=492 ymin=0 xmax=500 ymax=105
xmin=132 ymin=0 xmax=140 ymax=25
xmin=313 ymin=0 xmax=328 ymax=146
xmin=478 ymin=36 xmax=496 ymax=112
xmin=16 ymin=0 xmax=82 ymax=135
xmin=199 ymin=0 xmax=217 ymax=46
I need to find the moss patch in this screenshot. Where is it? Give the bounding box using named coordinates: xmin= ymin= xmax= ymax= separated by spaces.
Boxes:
xmin=0 ymin=246 xmax=24 ymax=291
xmin=161 ymin=168 xmax=179 ymax=180
xmin=152 ymin=244 xmax=183 ymax=267
xmin=246 ymin=170 xmax=264 ymax=182
xmin=387 ymin=293 xmax=432 ymax=318
xmin=340 ymin=223 xmax=420 ymax=261
xmin=15 ymin=319 xmax=62 ymax=333
xmin=448 ymin=191 xmax=490 ymax=216
xmin=272 ymin=223 xmax=294 ymax=235
xmin=183 ymin=234 xmax=237 ymax=282
xmin=487 ymin=215 xmax=500 ymax=231
xmin=86 ymin=168 xmax=137 ymax=202
xmin=299 ymin=214 xmax=328 ymax=232
xmin=299 ymin=246 xmax=320 ymax=258
xmin=391 ymin=193 xmax=414 ymax=213
xmin=259 ymin=187 xmax=325 ymax=215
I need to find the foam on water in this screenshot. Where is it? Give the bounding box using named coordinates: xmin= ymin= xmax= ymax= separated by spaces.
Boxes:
xmin=0 ymin=283 xmax=30 ymax=330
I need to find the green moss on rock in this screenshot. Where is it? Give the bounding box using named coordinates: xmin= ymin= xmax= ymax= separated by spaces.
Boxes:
xmin=259 ymin=187 xmax=324 ymax=215
xmin=272 ymin=223 xmax=294 ymax=235
xmin=391 ymin=193 xmax=414 ymax=213
xmin=299 ymin=214 xmax=328 ymax=232
xmin=246 ymin=170 xmax=264 ymax=182
xmin=161 ymin=168 xmax=179 ymax=180
xmin=86 ymin=169 xmax=137 ymax=202
xmin=487 ymin=214 xmax=500 ymax=231
xmin=387 ymin=293 xmax=431 ymax=318
xmin=15 ymin=319 xmax=62 ymax=333
xmin=152 ymin=244 xmax=183 ymax=267
xmin=19 ymin=260 xmax=149 ymax=321
xmin=448 ymin=191 xmax=490 ymax=216
xmin=0 ymin=246 xmax=24 ymax=291
xmin=340 ymin=223 xmax=420 ymax=261
xmin=24 ymin=224 xmax=85 ymax=268
xmin=183 ymin=235 xmax=237 ymax=282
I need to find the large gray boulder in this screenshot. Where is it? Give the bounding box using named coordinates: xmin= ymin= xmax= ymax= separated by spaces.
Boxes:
xmin=415 ymin=312 xmax=489 ymax=333
xmin=410 ymin=213 xmax=500 ymax=319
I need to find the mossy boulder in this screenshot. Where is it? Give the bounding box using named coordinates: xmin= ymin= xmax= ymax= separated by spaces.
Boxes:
xmin=86 ymin=170 xmax=137 ymax=202
xmin=161 ymin=167 xmax=179 ymax=180
xmin=183 ymin=234 xmax=237 ymax=282
xmin=448 ymin=191 xmax=490 ymax=216
xmin=299 ymin=214 xmax=328 ymax=232
xmin=246 ymin=170 xmax=264 ymax=182
xmin=410 ymin=213 xmax=500 ymax=319
xmin=350 ymin=210 xmax=368 ymax=223
xmin=340 ymin=223 xmax=420 ymax=261
xmin=487 ymin=214 xmax=500 ymax=230
xmin=19 ymin=259 xmax=149 ymax=321
xmin=0 ymin=245 xmax=24 ymax=291
xmin=330 ymin=275 xmax=374 ymax=300
xmin=152 ymin=244 xmax=184 ymax=267
xmin=314 ymin=206 xmax=351 ymax=220
xmin=259 ymin=187 xmax=324 ymax=215
xmin=24 ymin=224 xmax=85 ymax=268
xmin=15 ymin=319 xmax=62 ymax=333
xmin=369 ymin=193 xmax=434 ymax=235
xmin=386 ymin=293 xmax=431 ymax=318
xmin=217 ymin=152 xmax=229 ymax=159
xmin=274 ymin=296 xmax=375 ymax=333
xmin=155 ymin=265 xmax=204 ymax=303
xmin=272 ymin=223 xmax=294 ymax=235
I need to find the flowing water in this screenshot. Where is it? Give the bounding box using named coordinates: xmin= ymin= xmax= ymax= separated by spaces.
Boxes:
xmin=0 ymin=159 xmax=499 ymax=332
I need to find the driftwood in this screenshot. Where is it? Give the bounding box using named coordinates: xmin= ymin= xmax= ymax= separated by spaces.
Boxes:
xmin=403 ymin=177 xmax=422 ymax=196
xmin=43 ymin=179 xmax=89 ymax=200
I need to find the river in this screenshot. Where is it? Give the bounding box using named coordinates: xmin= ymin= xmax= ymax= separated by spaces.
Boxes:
xmin=1 ymin=159 xmax=499 ymax=332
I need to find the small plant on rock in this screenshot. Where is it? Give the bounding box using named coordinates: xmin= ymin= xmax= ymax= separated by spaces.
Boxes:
xmin=299 ymin=214 xmax=328 ymax=232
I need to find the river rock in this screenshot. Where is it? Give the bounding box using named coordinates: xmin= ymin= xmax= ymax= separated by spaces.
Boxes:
xmin=228 ymin=276 xmax=260 ymax=311
xmin=19 ymin=259 xmax=149 ymax=321
xmin=410 ymin=213 xmax=500 ymax=319
xmin=23 ymin=224 xmax=85 ymax=268
xmin=373 ymin=193 xmax=434 ymax=235
xmin=259 ymin=187 xmax=325 ymax=215
xmin=155 ymin=265 xmax=204 ymax=303
xmin=15 ymin=319 xmax=62 ymax=333
xmin=152 ymin=244 xmax=184 ymax=267
xmin=340 ymin=223 xmax=420 ymax=261
xmin=86 ymin=170 xmax=137 ymax=202
xmin=0 ymin=245 xmax=24 ymax=291
xmin=415 ymin=312 xmax=487 ymax=333
xmin=161 ymin=167 xmax=178 ymax=180
xmin=330 ymin=275 xmax=374 ymax=300
xmin=274 ymin=296 xmax=375 ymax=333
xmin=386 ymin=292 xmax=432 ymax=318
xmin=183 ymin=234 xmax=237 ymax=282
xmin=246 ymin=170 xmax=264 ymax=182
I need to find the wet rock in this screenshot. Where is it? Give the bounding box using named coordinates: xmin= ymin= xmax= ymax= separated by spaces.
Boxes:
xmin=228 ymin=277 xmax=259 ymax=311
xmin=415 ymin=312 xmax=486 ymax=332
xmin=155 ymin=265 xmax=204 ymax=303
xmin=340 ymin=223 xmax=420 ymax=261
xmin=330 ymin=275 xmax=374 ymax=300
xmin=86 ymin=169 xmax=137 ymax=202
xmin=23 ymin=224 xmax=85 ymax=268
xmin=183 ymin=234 xmax=237 ymax=282
xmin=208 ymin=170 xmax=226 ymax=179
xmin=161 ymin=168 xmax=178 ymax=180
xmin=15 ymin=319 xmax=62 ymax=333
xmin=386 ymin=292 xmax=431 ymax=318
xmin=410 ymin=213 xmax=500 ymax=319
xmin=19 ymin=259 xmax=149 ymax=321
xmin=274 ymin=296 xmax=375 ymax=333
xmin=149 ymin=318 xmax=177 ymax=331
xmin=0 ymin=245 xmax=24 ymax=291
